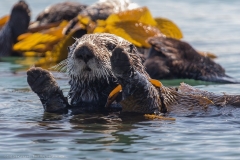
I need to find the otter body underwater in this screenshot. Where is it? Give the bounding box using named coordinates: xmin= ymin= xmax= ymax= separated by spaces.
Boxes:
xmin=27 ymin=33 xmax=240 ymax=116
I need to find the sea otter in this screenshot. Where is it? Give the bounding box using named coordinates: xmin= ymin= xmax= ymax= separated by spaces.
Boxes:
xmin=27 ymin=33 xmax=240 ymax=116
xmin=0 ymin=0 xmax=30 ymax=56
xmin=27 ymin=33 xmax=148 ymax=114
xmin=144 ymin=36 xmax=239 ymax=83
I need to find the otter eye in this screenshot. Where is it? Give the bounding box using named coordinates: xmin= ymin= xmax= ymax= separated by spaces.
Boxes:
xmin=129 ymin=44 xmax=134 ymax=53
xmin=106 ymin=43 xmax=116 ymax=51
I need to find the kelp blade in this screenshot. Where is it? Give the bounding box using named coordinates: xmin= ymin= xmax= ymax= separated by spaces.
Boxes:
xmin=155 ymin=17 xmax=183 ymax=39
xmin=0 ymin=15 xmax=9 ymax=28
xmin=94 ymin=7 xmax=164 ymax=47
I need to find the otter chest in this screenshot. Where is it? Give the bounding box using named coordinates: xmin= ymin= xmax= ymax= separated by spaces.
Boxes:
xmin=68 ymin=78 xmax=118 ymax=106
xmin=79 ymin=88 xmax=100 ymax=102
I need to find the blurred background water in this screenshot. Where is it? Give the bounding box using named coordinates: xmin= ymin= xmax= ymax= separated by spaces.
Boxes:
xmin=0 ymin=0 xmax=240 ymax=159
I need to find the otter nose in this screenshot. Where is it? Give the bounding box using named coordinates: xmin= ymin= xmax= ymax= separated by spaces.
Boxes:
xmin=75 ymin=46 xmax=94 ymax=63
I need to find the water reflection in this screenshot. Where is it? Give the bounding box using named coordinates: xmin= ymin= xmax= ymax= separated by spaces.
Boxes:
xmin=1 ymin=0 xmax=240 ymax=159
xmin=1 ymin=67 xmax=240 ymax=159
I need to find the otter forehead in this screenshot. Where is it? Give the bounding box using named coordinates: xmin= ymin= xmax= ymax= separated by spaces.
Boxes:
xmin=68 ymin=33 xmax=133 ymax=59
xmin=75 ymin=33 xmax=131 ymax=49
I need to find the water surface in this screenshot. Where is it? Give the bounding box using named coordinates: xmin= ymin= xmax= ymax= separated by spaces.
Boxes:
xmin=1 ymin=0 xmax=240 ymax=159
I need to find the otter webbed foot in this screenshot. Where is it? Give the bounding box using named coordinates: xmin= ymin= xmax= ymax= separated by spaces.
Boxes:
xmin=27 ymin=67 xmax=68 ymax=114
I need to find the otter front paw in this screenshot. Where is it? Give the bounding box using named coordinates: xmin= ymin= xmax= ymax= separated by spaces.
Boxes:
xmin=110 ymin=47 xmax=133 ymax=77
xmin=27 ymin=67 xmax=68 ymax=114
xmin=27 ymin=67 xmax=58 ymax=94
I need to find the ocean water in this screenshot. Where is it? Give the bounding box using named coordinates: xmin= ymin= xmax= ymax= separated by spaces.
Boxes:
xmin=0 ymin=0 xmax=240 ymax=159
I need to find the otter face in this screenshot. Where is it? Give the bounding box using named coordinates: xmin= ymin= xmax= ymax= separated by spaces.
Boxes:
xmin=66 ymin=33 xmax=136 ymax=81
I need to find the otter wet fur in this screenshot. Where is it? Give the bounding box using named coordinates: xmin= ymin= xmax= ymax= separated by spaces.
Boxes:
xmin=0 ymin=0 xmax=30 ymax=56
xmin=144 ymin=36 xmax=239 ymax=83
xmin=110 ymin=46 xmax=162 ymax=113
xmin=27 ymin=33 xmax=146 ymax=114
xmin=27 ymin=33 xmax=240 ymax=116
xmin=109 ymin=44 xmax=240 ymax=116
xmin=34 ymin=2 xmax=87 ymax=26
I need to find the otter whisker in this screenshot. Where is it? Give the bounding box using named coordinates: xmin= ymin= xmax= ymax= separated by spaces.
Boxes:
xmin=51 ymin=59 xmax=69 ymax=73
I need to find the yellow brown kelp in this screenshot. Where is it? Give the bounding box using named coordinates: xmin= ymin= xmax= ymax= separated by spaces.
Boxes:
xmin=144 ymin=114 xmax=176 ymax=121
xmin=10 ymin=7 xmax=185 ymax=66
xmin=0 ymin=15 xmax=9 ymax=29
xmin=14 ymin=21 xmax=69 ymax=55
xmin=154 ymin=17 xmax=183 ymax=39
xmin=94 ymin=7 xmax=163 ymax=47
xmin=3 ymin=5 xmax=218 ymax=67
xmin=11 ymin=15 xmax=90 ymax=67
xmin=37 ymin=16 xmax=90 ymax=66
xmin=36 ymin=28 xmax=85 ymax=67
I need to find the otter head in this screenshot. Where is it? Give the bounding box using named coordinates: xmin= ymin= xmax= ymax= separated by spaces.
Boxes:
xmin=65 ymin=33 xmax=147 ymax=82
xmin=67 ymin=33 xmax=126 ymax=81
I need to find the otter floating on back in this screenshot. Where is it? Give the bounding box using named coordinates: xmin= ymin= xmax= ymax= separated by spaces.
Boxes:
xmin=27 ymin=33 xmax=240 ymax=117
xmin=33 ymin=2 xmax=87 ymax=26
xmin=27 ymin=33 xmax=146 ymax=114
xmin=145 ymin=37 xmax=239 ymax=83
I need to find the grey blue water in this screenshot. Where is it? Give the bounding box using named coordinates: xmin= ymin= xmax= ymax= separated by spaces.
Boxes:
xmin=1 ymin=0 xmax=240 ymax=159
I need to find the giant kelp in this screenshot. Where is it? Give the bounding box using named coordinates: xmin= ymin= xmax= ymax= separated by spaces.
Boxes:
xmin=1 ymin=6 xmax=183 ymax=67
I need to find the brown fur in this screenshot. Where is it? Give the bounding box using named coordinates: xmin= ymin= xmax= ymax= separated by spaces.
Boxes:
xmin=144 ymin=37 xmax=239 ymax=83
xmin=0 ymin=0 xmax=30 ymax=56
xmin=35 ymin=2 xmax=87 ymax=26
